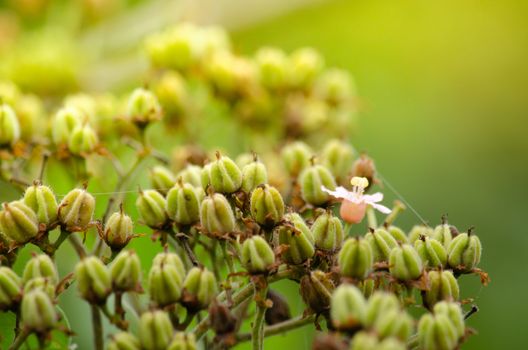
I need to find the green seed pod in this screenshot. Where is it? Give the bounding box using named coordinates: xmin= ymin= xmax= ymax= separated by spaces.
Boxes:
xmin=312 ymin=211 xmax=344 ymax=252
xmin=176 ymin=165 xmax=203 ymax=188
xmin=338 ymin=237 xmax=373 ymax=279
xmin=447 ymin=232 xmax=482 ymax=272
xmin=150 ymin=165 xmax=176 ymax=193
xmin=108 ymin=332 xmax=141 ymax=350
xmin=255 ymin=47 xmax=288 ymax=90
xmin=154 ymin=71 xmax=188 ymax=122
xmin=153 ymin=251 xmax=186 ymax=275
xmin=21 ymin=289 xmax=58 ymax=333
xmin=408 ymin=225 xmax=433 ymax=244
xmin=314 ymin=68 xmax=355 ymax=105
xmin=0 ymin=201 xmax=39 ymax=244
xmin=415 ymin=236 xmax=448 ymax=269
xmin=431 ymin=221 xmax=453 ymax=248
xmin=104 ymin=209 xmax=134 ymax=250
xmin=23 ymin=183 xmax=58 ymax=227
xmin=0 ymin=266 xmax=22 ymax=310
xmin=68 ymin=124 xmax=98 ymax=155
xmin=201 ymin=153 xmax=242 ymax=194
xmin=241 ymin=236 xmax=275 ymax=274
xmin=299 ymin=270 xmax=335 ymax=314
xmin=138 ymin=310 xmax=174 ymax=350
xmin=358 ymin=279 xmax=376 ymax=299
xmin=281 ymin=141 xmax=312 ymax=177
xmin=417 ymin=313 xmax=459 ymax=350
xmin=136 ymin=189 xmax=168 ymax=229
xmin=166 ymin=181 xmax=204 ymax=226
xmin=320 ymin=139 xmax=355 ymax=181
xmin=423 ymin=270 xmax=460 ymax=308
xmin=199 ymin=193 xmax=235 ymax=236
xmin=365 ymin=228 xmax=398 ymax=262
xmin=387 ymin=226 xmax=408 ymax=244
xmin=23 ymin=254 xmax=58 ymax=284
xmin=389 ymin=244 xmax=423 ymax=281
xmin=373 ymin=308 xmax=413 ymax=341
xmin=289 ymin=47 xmax=324 ymax=89
xmin=433 ymin=301 xmax=465 ymax=339
xmin=299 ymin=164 xmax=337 ymax=206
xmin=0 ymin=103 xmax=21 ymax=145
xmin=250 ymin=184 xmax=285 ymax=227
xmin=168 ymin=332 xmax=197 ymax=350
xmin=182 ymin=267 xmax=217 ymax=311
xmin=23 ymin=277 xmax=55 ymax=299
xmin=58 ymin=188 xmax=96 ymax=232
xmin=277 ymin=213 xmax=315 ymax=264
xmin=349 ymin=331 xmax=378 ymax=350
xmin=365 ymin=291 xmax=400 ymax=327
xmin=330 ymin=284 xmax=367 ymax=331
xmin=148 ymin=264 xmax=184 ymax=306
xmin=126 ymin=88 xmax=162 ymax=126
xmin=75 ymin=256 xmax=112 ymax=304
xmin=241 ymin=160 xmax=268 ymax=193
xmin=377 ymin=338 xmax=406 ymax=350
xmin=111 ymin=250 xmax=142 ymax=292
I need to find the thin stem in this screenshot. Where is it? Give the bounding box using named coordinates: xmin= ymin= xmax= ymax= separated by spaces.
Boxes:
xmin=384 ymin=200 xmax=406 ymax=226
xmin=53 ymin=229 xmax=70 ymax=252
xmin=221 ymin=240 xmax=235 ymax=275
xmin=68 ymin=234 xmax=87 ymax=258
xmin=175 ymin=233 xmax=199 ymax=267
xmin=91 ymin=305 xmax=104 ymax=350
xmin=236 ymin=313 xmax=316 ymax=342
xmin=8 ymin=329 xmax=29 ymax=350
xmin=251 ymin=285 xmax=268 ymax=350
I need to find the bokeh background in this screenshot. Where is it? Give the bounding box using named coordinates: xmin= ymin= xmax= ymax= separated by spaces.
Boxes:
xmin=1 ymin=0 xmax=527 ymax=348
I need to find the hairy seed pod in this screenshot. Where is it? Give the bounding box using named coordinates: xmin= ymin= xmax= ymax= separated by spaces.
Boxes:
xmin=265 ymin=289 xmax=291 ymax=325
xmin=23 ymin=277 xmax=55 ymax=299
xmin=23 ymin=254 xmax=58 ymax=285
xmin=408 ymin=225 xmax=434 ymax=244
xmin=23 ymin=183 xmax=58 ymax=227
xmin=415 ymin=236 xmax=448 ymax=269
xmin=21 ymin=289 xmax=58 ymax=333
xmin=58 ymin=188 xmax=95 ymax=232
xmin=300 ymin=270 xmax=335 ymax=314
xmin=365 ymin=291 xmax=400 ymax=327
xmin=277 ymin=213 xmax=315 ymax=264
xmin=136 ymin=189 xmax=168 ymax=229
xmin=365 ymin=228 xmax=398 ymax=262
xmin=255 ymin=47 xmax=288 ymax=90
xmin=150 ymin=165 xmax=176 ymax=193
xmin=199 ymin=193 xmax=235 ymax=236
xmin=330 ymin=284 xmax=367 ymax=331
xmin=108 ymin=332 xmax=141 ymax=350
xmin=126 ymin=88 xmax=162 ymax=126
xmin=447 ymin=232 xmax=482 ymax=272
xmin=166 ymin=181 xmax=204 ymax=226
xmin=51 ymin=107 xmax=83 ymax=146
xmin=431 ymin=221 xmax=453 ymax=248
xmin=0 ymin=103 xmax=20 ymax=145
xmin=433 ymin=301 xmax=465 ymax=339
xmin=0 ymin=201 xmax=39 ymax=244
xmin=68 ymin=124 xmax=98 ymax=155
xmin=349 ymin=331 xmax=379 ymax=350
xmin=148 ymin=263 xmax=184 ymax=306
xmin=389 ymin=244 xmax=423 ymax=281
xmin=0 ymin=266 xmax=22 ymax=310
xmin=176 ymin=165 xmax=203 ymax=188
xmin=338 ymin=237 xmax=373 ymax=279
xmin=299 ymin=164 xmax=336 ymax=206
xmin=387 ymin=226 xmax=408 ymax=244
xmin=423 ymin=270 xmax=460 ymax=308
xmin=201 ymin=153 xmax=242 ymax=194
xmin=320 ymin=139 xmax=355 ymax=182
xmin=289 ymin=47 xmax=324 ymax=89
xmin=104 ymin=209 xmax=134 ymax=250
xmin=152 ymin=251 xmax=186 ymax=277
xmin=312 ymin=211 xmax=344 ymax=252
xmin=75 ymin=256 xmax=112 ymax=304
xmin=111 ymin=250 xmax=142 ymax=292
xmin=281 ymin=141 xmax=312 ymax=177
xmin=417 ymin=313 xmax=459 ymax=350
xmin=373 ymin=308 xmax=413 ymax=341
xmin=182 ymin=267 xmax=217 ymax=311
xmin=358 ymin=279 xmax=376 ymax=298
xmin=168 ymin=332 xmax=197 ymax=350
xmin=241 ymin=160 xmax=268 ymax=193
xmin=138 ymin=310 xmax=174 ymax=350
xmin=241 ymin=235 xmax=275 ymax=274
xmin=250 ymin=184 xmax=285 ymax=228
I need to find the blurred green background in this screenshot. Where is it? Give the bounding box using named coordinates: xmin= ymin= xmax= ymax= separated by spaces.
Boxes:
xmin=1 ymin=0 xmax=527 ymax=349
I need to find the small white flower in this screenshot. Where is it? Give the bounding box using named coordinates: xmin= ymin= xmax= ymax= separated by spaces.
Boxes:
xmin=321 ymin=176 xmax=391 ymax=214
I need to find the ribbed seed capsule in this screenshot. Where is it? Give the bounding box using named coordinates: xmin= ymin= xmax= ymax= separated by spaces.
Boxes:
xmin=349 ymin=331 xmax=379 ymax=350
xmin=58 ymin=188 xmax=95 ymax=232
xmin=241 ymin=236 xmax=275 ymax=274
xmin=104 ymin=209 xmax=134 ymax=250
xmin=300 ymin=270 xmax=335 ymax=314
xmin=373 ymin=308 xmax=413 ymax=341
xmin=152 ymin=251 xmax=186 ymax=277
xmin=418 ymin=313 xmax=459 ymax=350
xmin=136 ymin=189 xmax=168 ymax=229
xmin=51 ymin=106 xmax=83 ymax=146
xmin=298 ymin=164 xmax=336 ymax=206
xmin=75 ymin=256 xmax=112 ymax=304
xmin=365 ymin=291 xmax=400 ymax=327
xmin=377 ymin=338 xmax=406 ymax=350
xmin=250 ymin=185 xmax=285 ymax=227
xmin=23 ymin=183 xmax=58 ymax=227
xmin=431 ymin=222 xmax=453 ymax=248
xmin=358 ymin=279 xmax=376 ymax=298
xmin=365 ymin=228 xmax=398 ymax=262
xmin=150 ymin=165 xmax=176 ymax=193
xmin=281 ymin=141 xmax=312 ymax=177
xmin=389 ymin=244 xmax=423 ymax=281
xmin=255 ymin=47 xmax=288 ymax=90
xmin=0 ymin=103 xmax=21 ymax=145
xmin=277 ymin=213 xmax=315 ymax=264
xmin=289 ymin=48 xmax=324 ymax=89
xmin=182 ymin=267 xmax=217 ymax=311
xmin=0 ymin=201 xmax=39 ymax=244
xmin=315 ymin=68 xmax=355 ymax=105
xmin=415 ymin=236 xmax=448 ymax=269
xmin=23 ymin=277 xmax=55 ymax=299
xmin=312 ymin=212 xmax=344 ymax=252
xmin=21 ymin=289 xmax=58 ymax=333
xmin=330 ymin=284 xmax=367 ymax=331
xmin=68 ymin=124 xmax=98 ymax=155
xmin=154 ymin=71 xmax=188 ymax=123
xmin=447 ymin=232 xmax=482 ymax=272
xmin=320 ymin=139 xmax=355 ymax=182
xmin=241 ymin=160 xmax=268 ymax=193
xmin=111 ymin=250 xmax=142 ymax=292
xmin=166 ymin=181 xmax=204 ymax=226
xmin=423 ymin=270 xmax=460 ymax=308
xmin=0 ymin=266 xmax=22 ymax=310
xmin=201 ymin=153 xmax=242 ymax=194
xmin=126 ymin=88 xmax=162 ymax=126
xmin=168 ymin=332 xmax=197 ymax=350
xmin=387 ymin=226 xmax=408 ymax=244
xmin=408 ymin=225 xmax=433 ymax=244
xmin=338 ymin=238 xmax=373 ymax=279
xmin=148 ymin=264 xmax=184 ymax=306
xmin=138 ymin=310 xmax=174 ymax=350
xmin=176 ymin=165 xmax=202 ymax=188
xmin=433 ymin=301 xmax=465 ymax=339
xmin=23 ymin=254 xmax=58 ymax=284
xmin=108 ymin=332 xmax=141 ymax=350
xmin=199 ymin=193 xmax=235 ymax=236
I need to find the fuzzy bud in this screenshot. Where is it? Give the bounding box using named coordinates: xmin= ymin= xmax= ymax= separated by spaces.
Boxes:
xmin=415 ymin=236 xmax=448 ymax=269
xmin=168 ymin=332 xmax=197 ymax=350
xmin=136 ymin=189 xmax=168 ymax=229
xmin=104 ymin=209 xmax=134 ymax=250
xmin=201 ymin=153 xmax=242 ymax=194
xmin=321 ymin=139 xmax=355 ymax=182
xmin=23 ymin=254 xmax=58 ymax=284
xmin=58 ymin=188 xmax=95 ymax=232
xmin=241 ymin=235 xmax=275 ymax=274
xmin=154 ymin=71 xmax=188 ymax=123
xmin=68 ymin=124 xmax=98 ymax=155
xmin=0 ymin=201 xmax=39 ymax=244
xmin=389 ymin=244 xmax=423 ymax=281
xmin=408 ymin=225 xmax=433 ymax=244
xmin=365 ymin=228 xmax=398 ymax=262
xmin=153 ymin=251 xmax=186 ymax=276
xmin=433 ymin=301 xmax=465 ymax=339
xmin=23 ymin=183 xmax=58 ymax=227
xmin=423 ymin=270 xmax=460 ymax=309
xmin=300 ymin=270 xmax=335 ymax=314
xmin=148 ymin=263 xmax=184 ymax=306
xmin=281 ymin=141 xmax=312 ymax=177
xmin=241 ymin=160 xmax=268 ymax=193
xmin=255 ymin=47 xmax=288 ymax=90
xmin=338 ymin=237 xmax=373 ymax=279
xmin=176 ymin=165 xmax=203 ymax=188
xmin=182 ymin=267 xmax=217 ymax=311
xmin=365 ymin=291 xmax=400 ymax=327
xmin=21 ymin=289 xmax=58 ymax=333
xmin=314 ymin=68 xmax=355 ymax=105
xmin=138 ymin=310 xmax=174 ymax=350
xmin=289 ymin=48 xmax=324 ymax=89
xmin=75 ymin=256 xmax=112 ymax=304
xmin=23 ymin=277 xmax=55 ymax=299
xmin=386 ymin=226 xmax=408 ymax=244
xmin=277 ymin=213 xmax=315 ymax=264
xmin=0 ymin=266 xmax=22 ymax=310
xmin=166 ymin=181 xmax=204 ymax=226
xmin=111 ymin=250 xmax=142 ymax=292
xmin=312 ymin=211 xmax=344 ymax=252
xmin=417 ymin=313 xmax=459 ymax=350
xmin=299 ymin=164 xmax=336 ymax=206
xmin=330 ymin=284 xmax=367 ymax=331
xmin=51 ymin=107 xmax=83 ymax=146
xmin=250 ymin=184 xmax=285 ymax=227
xmin=126 ymin=88 xmax=162 ymax=126
xmin=150 ymin=166 xmax=176 ymax=193
xmin=372 ymin=308 xmax=413 ymax=341
xmin=447 ymin=232 xmax=482 ymax=272
xmin=108 ymin=332 xmax=141 ymax=350
xmin=0 ymin=103 xmax=20 ymax=145
xmin=431 ymin=221 xmax=453 ymax=248
xmin=199 ymin=193 xmax=236 ymax=236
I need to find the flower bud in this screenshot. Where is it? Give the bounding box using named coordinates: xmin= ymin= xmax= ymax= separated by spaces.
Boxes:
xmin=58 ymin=188 xmax=95 ymax=232
xmin=408 ymin=225 xmax=433 ymax=244
xmin=166 ymin=181 xmax=204 ymax=226
xmin=372 ymin=308 xmax=413 ymax=341
xmin=111 ymin=250 xmax=142 ymax=292
xmin=181 ymin=267 xmax=217 ymax=311
xmin=321 ymin=139 xmax=355 ymax=182
xmin=338 ymin=238 xmax=373 ymax=279
xmin=365 ymin=228 xmax=398 ymax=262
xmin=365 ymin=291 xmax=400 ymax=327
xmin=281 ymin=141 xmax=312 ymax=177
xmin=314 ymin=68 xmax=355 ymax=105
xmin=330 ymin=284 xmax=367 ymax=331
xmin=299 ymin=164 xmax=337 ymax=206
xmin=241 ymin=236 xmax=275 ymax=274
xmin=312 ymin=211 xmax=344 ymax=252
xmin=104 ymin=209 xmax=134 ymax=250
xmin=108 ymin=332 xmax=141 ymax=350
xmin=423 ymin=270 xmax=460 ymax=308
xmin=386 ymin=226 xmax=408 ymax=244
xmin=389 ymin=244 xmax=423 ymax=281
xmin=201 ymin=153 xmax=242 ymax=194
xmin=150 ymin=165 xmax=176 ymax=193
xmin=241 ymin=159 xmax=268 ymax=193
xmin=126 ymin=88 xmax=162 ymax=127
xmin=265 ymin=289 xmax=291 ymax=325
xmin=289 ymin=48 xmax=324 ymax=89
xmin=277 ymin=213 xmax=315 ymax=264
xmin=250 ymin=184 xmax=285 ymax=227
xmin=23 ymin=277 xmax=55 ymax=299
xmin=176 ymin=165 xmax=203 ymax=188
xmin=21 ymin=289 xmax=58 ymax=333
xmin=351 ymin=155 xmax=377 ymax=190
xmin=255 ymin=47 xmax=288 ymax=90
xmin=415 ymin=236 xmax=447 ymax=269
xmin=148 ymin=263 xmax=184 ymax=306
xmin=199 ymin=193 xmax=235 ymax=236
xmin=23 ymin=183 xmax=58 ymax=228
xmin=68 ymin=124 xmax=98 ymax=155
xmin=168 ymin=332 xmax=197 ymax=350
xmin=136 ymin=189 xmax=168 ymax=229
xmin=75 ymin=256 xmax=112 ymax=304
xmin=154 ymin=71 xmax=188 ymax=123
xmin=447 ymin=232 xmax=482 ymax=272
xmin=138 ymin=310 xmax=174 ymax=350
xmin=300 ymin=270 xmax=335 ymax=313
xmin=433 ymin=301 xmax=465 ymax=339
xmin=431 ymin=221 xmax=453 ymax=248
xmin=0 ymin=103 xmax=20 ymax=145
xmin=417 ymin=313 xmax=459 ymax=350
xmin=153 ymin=251 xmax=186 ymax=276
xmin=0 ymin=266 xmax=22 ymax=310
xmin=23 ymin=254 xmax=58 ymax=284
xmin=0 ymin=201 xmax=39 ymax=244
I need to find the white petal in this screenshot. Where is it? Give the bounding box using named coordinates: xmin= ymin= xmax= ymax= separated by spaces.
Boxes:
xmin=370 ymin=203 xmax=392 ymax=214
xmin=320 ymin=186 xmax=357 ymax=202
xmin=362 ymin=192 xmax=383 ymax=203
